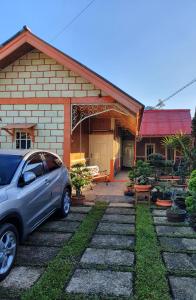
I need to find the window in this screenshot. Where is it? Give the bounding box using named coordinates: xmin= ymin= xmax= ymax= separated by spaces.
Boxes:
xmin=23 ymin=154 xmax=44 ymax=178
xmin=0 ymin=155 xmax=22 ymax=185
xmin=16 ymin=131 xmax=31 ymax=149
xmin=145 ymin=144 xmax=155 ymax=160
xmin=44 ymin=153 xmax=62 ymax=172
xmin=166 ymin=147 xmax=176 ymax=161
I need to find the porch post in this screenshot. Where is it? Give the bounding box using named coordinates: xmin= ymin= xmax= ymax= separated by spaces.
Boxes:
xmin=134 ymin=136 xmax=137 ymax=165
xmin=63 ymin=99 xmax=71 ymax=168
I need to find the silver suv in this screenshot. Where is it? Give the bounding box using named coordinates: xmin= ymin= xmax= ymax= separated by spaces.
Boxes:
xmin=0 ymin=149 xmax=71 ymax=280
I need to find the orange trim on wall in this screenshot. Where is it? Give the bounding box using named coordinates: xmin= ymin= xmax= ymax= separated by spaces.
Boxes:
xmin=63 ymin=99 xmax=71 ymax=168
xmin=0 ymin=96 xmax=114 ymax=105
xmin=109 ymin=159 xmax=114 ymax=181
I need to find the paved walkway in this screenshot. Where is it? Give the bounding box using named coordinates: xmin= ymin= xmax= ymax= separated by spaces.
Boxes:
xmin=0 ymin=206 xmax=92 ymax=299
xmin=65 ymin=202 xmax=135 ymax=297
xmin=152 ymin=207 xmax=196 ymax=300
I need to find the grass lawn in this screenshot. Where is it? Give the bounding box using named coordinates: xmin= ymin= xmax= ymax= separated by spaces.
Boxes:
xmin=135 ymin=204 xmax=171 ymax=300
xmin=22 ymin=202 xmax=107 ymax=300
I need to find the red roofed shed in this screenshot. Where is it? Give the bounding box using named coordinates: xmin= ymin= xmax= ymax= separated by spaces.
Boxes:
xmin=137 ymin=109 xmax=192 ymax=161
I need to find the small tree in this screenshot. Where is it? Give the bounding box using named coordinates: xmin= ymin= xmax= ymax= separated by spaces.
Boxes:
xmin=70 ymin=163 xmax=92 ymax=198
xmin=162 ymin=132 xmax=195 ymax=171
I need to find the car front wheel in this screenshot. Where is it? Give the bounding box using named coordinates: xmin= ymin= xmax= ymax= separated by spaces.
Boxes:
xmin=0 ymin=223 xmax=18 ymax=281
xmin=58 ymin=187 xmax=71 ymax=218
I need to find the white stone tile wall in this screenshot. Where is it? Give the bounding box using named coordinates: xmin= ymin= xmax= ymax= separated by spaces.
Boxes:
xmin=0 ymin=49 xmax=107 ymax=98
xmin=0 ymin=104 xmax=64 ymax=157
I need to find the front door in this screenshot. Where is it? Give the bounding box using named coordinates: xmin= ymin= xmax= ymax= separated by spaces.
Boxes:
xmin=122 ymin=140 xmax=134 ymax=167
xmin=89 ymin=134 xmax=113 ymax=173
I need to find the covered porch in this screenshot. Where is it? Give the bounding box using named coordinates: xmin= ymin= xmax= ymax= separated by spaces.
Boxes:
xmin=70 ymin=98 xmax=140 ymax=181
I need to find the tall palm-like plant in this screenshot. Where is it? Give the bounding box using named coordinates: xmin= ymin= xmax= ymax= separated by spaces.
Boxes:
xmin=162 ymin=132 xmax=196 ymax=172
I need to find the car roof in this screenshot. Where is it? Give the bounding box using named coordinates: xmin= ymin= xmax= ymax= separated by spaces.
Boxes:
xmin=0 ymin=149 xmax=60 ymax=158
xmin=0 ymin=149 xmax=31 ymax=156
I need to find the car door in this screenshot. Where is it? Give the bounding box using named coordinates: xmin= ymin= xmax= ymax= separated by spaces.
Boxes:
xmin=18 ymin=152 xmax=52 ymax=230
xmin=43 ymin=152 xmax=64 ymax=210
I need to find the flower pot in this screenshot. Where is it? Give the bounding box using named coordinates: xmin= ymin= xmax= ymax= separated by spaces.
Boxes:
xmin=156 ymin=199 xmax=172 ymax=207
xmin=151 ymin=191 xmax=159 ymax=203
xmin=71 ymin=195 xmax=86 ymax=206
xmin=134 ymin=185 xmax=151 ymax=192
xmin=124 ymin=190 xmax=135 ymax=196
xmin=174 ymin=197 xmax=186 ymax=209
xmin=166 ymin=209 xmax=187 ymax=222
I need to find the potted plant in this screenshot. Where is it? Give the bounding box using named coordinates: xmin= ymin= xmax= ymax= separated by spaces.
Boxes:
xmin=124 ymin=181 xmax=135 ymax=196
xmin=128 ymin=160 xmax=152 ymax=192
xmin=186 ymin=170 xmax=196 ymax=230
xmin=155 ymin=182 xmax=173 ymax=207
xmin=70 ymin=163 xmax=92 ymax=205
xmin=148 ymin=153 xmax=166 ymax=180
xmin=174 ymin=190 xmax=188 ymax=209
xmin=166 ymin=191 xmax=187 ymax=222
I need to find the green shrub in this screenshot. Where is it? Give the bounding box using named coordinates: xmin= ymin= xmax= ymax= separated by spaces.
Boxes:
xmin=189 ymin=177 xmax=196 ymax=193
xmin=190 ymin=169 xmax=196 ymax=179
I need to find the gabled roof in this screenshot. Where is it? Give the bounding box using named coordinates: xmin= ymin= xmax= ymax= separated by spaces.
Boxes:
xmin=139 ymin=109 xmax=192 ymax=137
xmin=0 ymin=26 xmax=144 ymax=116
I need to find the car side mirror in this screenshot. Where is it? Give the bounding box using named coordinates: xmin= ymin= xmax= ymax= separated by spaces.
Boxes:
xmin=23 ymin=171 xmax=36 ymax=185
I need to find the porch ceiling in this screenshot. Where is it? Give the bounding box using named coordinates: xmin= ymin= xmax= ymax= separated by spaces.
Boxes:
xmin=71 ymin=103 xmax=137 ymax=135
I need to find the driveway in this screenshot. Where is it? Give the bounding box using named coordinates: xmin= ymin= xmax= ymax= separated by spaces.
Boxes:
xmin=0 ymin=206 xmax=92 ymax=299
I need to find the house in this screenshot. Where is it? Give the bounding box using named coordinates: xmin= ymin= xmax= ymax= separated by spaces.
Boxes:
xmin=136 ymin=109 xmax=192 ymax=161
xmin=0 ymin=26 xmax=144 ymax=180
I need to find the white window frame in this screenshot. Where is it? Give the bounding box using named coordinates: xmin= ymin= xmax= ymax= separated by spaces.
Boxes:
xmin=165 ymin=147 xmax=176 ymax=161
xmin=145 ymin=143 xmax=155 ymax=160
xmin=15 ymin=131 xmax=31 ymax=149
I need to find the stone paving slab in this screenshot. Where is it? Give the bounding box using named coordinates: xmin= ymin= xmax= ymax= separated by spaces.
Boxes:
xmin=96 ymin=195 xmax=133 ymax=203
xmin=109 ymin=203 xmax=134 ymax=208
xmin=102 ymin=214 xmax=135 ymax=224
xmin=24 ymin=231 xmax=72 ymax=247
xmin=169 ymin=276 xmax=196 ymax=300
xmin=0 ymin=266 xmax=43 ymax=290
xmin=39 ymin=220 xmax=80 ymax=233
xmin=163 ymin=252 xmax=196 ymax=271
xmin=97 ymin=222 xmax=135 ymax=235
xmin=156 ymin=225 xmax=195 ymax=236
xmin=81 ymin=248 xmax=134 ymax=266
xmin=90 ymin=234 xmax=134 ymax=249
xmin=152 ymin=209 xmax=166 ymax=216
xmin=70 ymin=206 xmax=91 ymax=213
xmin=105 ymin=207 xmax=135 ymax=215
xmin=66 ymin=269 xmax=133 ymax=297
xmin=16 ymin=246 xmax=59 ymax=266
xmin=160 ymin=237 xmax=196 ymax=251
xmin=65 ymin=213 xmax=86 ymax=221
xmin=153 ymin=216 xmax=188 ymax=226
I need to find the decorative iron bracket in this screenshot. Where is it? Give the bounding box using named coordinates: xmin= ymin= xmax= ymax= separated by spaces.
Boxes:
xmin=71 ymin=103 xmax=129 ymax=133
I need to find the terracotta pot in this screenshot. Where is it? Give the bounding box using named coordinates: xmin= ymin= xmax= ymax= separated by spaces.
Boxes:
xmin=71 ymin=195 xmax=85 ymax=206
xmin=156 ymin=199 xmax=172 ymax=207
xmin=134 ymin=185 xmax=151 ymax=192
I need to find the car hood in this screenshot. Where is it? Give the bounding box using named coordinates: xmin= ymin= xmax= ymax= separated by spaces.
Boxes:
xmin=0 ymin=186 xmax=8 ymax=201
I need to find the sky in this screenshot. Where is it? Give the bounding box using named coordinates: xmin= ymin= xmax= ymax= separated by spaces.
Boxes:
xmin=0 ymin=0 xmax=196 ymax=115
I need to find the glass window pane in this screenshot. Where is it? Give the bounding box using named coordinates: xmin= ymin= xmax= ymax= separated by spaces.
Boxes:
xmin=44 ymin=153 xmax=62 ymax=172
xmin=23 ymin=154 xmax=44 ymax=178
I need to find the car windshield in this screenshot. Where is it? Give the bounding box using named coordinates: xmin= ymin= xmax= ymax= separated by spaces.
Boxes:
xmin=0 ymin=155 xmax=22 ymax=185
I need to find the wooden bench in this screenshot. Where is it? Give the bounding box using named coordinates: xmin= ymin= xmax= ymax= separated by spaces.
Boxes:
xmin=85 ymin=166 xmax=109 ymax=185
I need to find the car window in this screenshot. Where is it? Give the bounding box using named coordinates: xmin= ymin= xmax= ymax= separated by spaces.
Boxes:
xmin=23 ymin=153 xmax=44 ymax=178
xmin=44 ymin=153 xmax=62 ymax=172
xmin=0 ymin=155 xmax=22 ymax=185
